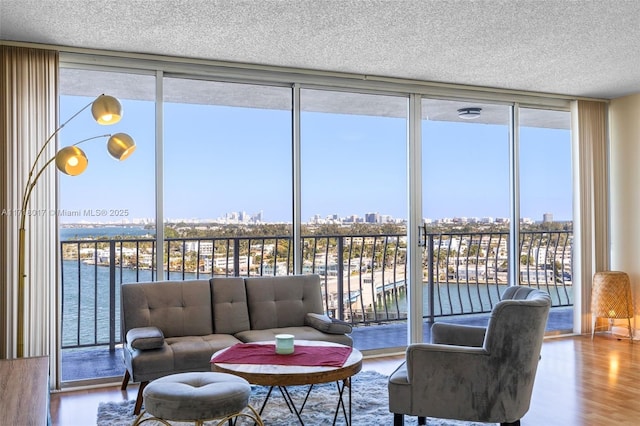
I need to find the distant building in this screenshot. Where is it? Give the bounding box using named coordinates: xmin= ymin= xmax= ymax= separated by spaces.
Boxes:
xmin=344 ymin=215 xmax=360 ymax=223
xmin=184 ymin=241 xmax=213 ymax=255
xmin=365 ymin=212 xmax=380 ymax=223
xmin=543 ymin=213 xmax=553 ymax=223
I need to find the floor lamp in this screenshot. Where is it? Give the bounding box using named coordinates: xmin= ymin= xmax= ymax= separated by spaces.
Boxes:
xmin=591 ymin=271 xmax=634 ymax=342
xmin=17 ymin=94 xmax=136 ymax=357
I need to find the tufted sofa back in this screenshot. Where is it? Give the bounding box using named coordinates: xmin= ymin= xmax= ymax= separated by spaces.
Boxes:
xmin=210 ymin=277 xmax=251 ymax=335
xmin=244 ymin=275 xmax=324 ymax=330
xmin=121 ymin=279 xmax=213 ymax=338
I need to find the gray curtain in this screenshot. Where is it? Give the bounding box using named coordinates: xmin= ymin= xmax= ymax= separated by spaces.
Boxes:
xmin=1 ymin=45 xmax=59 ymax=385
xmin=573 ymin=99 xmax=608 ymax=334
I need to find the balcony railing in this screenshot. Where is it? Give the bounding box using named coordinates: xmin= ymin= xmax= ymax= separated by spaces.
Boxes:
xmin=60 ymin=229 xmax=573 ymax=351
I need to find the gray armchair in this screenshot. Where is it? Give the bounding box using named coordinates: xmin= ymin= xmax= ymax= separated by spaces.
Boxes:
xmin=388 ymin=286 xmax=551 ymax=426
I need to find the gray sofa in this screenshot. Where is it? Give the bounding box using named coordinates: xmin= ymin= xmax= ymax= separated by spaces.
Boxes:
xmin=120 ymin=274 xmax=352 ymax=414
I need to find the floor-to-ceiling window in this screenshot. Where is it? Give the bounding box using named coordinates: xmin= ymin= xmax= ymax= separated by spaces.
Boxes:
xmin=59 ymin=67 xmax=156 ymax=382
xmin=519 ymin=107 xmax=573 ymax=329
xmin=300 ymin=89 xmax=408 ymax=349
xmin=163 ymin=78 xmax=292 ymax=278
xmin=57 ymin=58 xmax=574 ymax=384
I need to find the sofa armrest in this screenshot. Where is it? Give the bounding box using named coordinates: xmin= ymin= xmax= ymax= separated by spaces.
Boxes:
xmin=305 ymin=313 xmax=352 ymax=334
xmin=430 ymin=323 xmax=486 ymax=347
xmin=126 ymin=326 xmax=165 ymax=350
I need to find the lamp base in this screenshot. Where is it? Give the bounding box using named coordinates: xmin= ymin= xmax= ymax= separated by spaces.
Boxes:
xmin=611 ymin=325 xmax=640 ymax=340
xmin=592 ymin=315 xmax=634 ymax=343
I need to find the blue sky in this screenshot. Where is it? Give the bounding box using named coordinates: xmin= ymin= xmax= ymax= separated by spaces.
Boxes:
xmin=58 ymin=95 xmax=572 ymax=224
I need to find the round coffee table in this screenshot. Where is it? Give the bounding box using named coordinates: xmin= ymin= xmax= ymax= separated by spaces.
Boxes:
xmin=211 ymin=340 xmax=362 ymax=425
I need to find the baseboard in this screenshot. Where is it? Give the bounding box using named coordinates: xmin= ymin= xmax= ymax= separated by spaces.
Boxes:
xmin=611 ymin=325 xmax=640 ymax=340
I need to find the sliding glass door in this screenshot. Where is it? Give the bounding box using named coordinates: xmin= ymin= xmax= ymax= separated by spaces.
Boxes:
xmin=421 ymin=99 xmax=511 ymax=320
xmin=419 ymin=100 xmax=573 ymax=333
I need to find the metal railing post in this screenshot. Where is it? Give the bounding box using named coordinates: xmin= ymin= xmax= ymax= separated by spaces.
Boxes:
xmin=337 ymin=237 xmax=345 ymax=321
xmin=427 ymin=234 xmax=435 ymax=324
xmin=109 ymin=240 xmax=116 ymax=351
xmin=233 ymin=238 xmax=240 ymax=277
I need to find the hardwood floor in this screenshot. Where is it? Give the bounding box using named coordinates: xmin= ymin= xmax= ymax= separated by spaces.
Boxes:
xmin=50 ymin=334 xmax=640 ymax=425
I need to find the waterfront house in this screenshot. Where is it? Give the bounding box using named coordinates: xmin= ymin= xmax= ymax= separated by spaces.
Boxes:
xmin=2 ymin=2 xmax=640 ymax=424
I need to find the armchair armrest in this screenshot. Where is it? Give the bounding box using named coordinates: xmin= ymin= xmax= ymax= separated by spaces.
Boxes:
xmin=126 ymin=326 xmax=165 ymax=350
xmin=401 ymin=343 xmax=493 ymax=415
xmin=305 ymin=313 xmax=352 ymax=334
xmin=431 ymin=322 xmax=486 ymax=347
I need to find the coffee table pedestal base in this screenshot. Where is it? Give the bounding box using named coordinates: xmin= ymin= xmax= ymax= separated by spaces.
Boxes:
xmin=257 ymin=378 xmax=352 ymax=426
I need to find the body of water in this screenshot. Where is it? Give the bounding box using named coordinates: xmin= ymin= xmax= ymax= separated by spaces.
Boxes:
xmin=60 ymin=225 xmax=153 ymax=240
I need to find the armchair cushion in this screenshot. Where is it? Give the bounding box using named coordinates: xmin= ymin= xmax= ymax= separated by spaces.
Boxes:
xmin=305 ymin=313 xmax=352 ymax=334
xmin=127 ymin=326 xmax=165 ymax=350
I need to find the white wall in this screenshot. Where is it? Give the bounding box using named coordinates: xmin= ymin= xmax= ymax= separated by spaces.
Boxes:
xmin=609 ymin=93 xmax=640 ymax=329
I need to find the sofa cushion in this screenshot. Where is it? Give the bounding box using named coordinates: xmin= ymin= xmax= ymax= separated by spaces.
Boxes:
xmin=210 ymin=277 xmax=250 ymax=334
xmin=123 ymin=333 xmax=244 ymax=383
xmin=244 ymin=275 xmax=324 ymax=330
xmin=121 ymin=280 xmax=213 ymax=338
xmin=127 ymin=326 xmax=165 ymax=350
xmin=305 ymin=313 xmax=352 ymax=334
xmin=167 ymin=335 xmax=243 ymax=372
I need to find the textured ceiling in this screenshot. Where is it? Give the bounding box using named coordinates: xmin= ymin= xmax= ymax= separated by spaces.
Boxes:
xmin=1 ymin=0 xmax=639 ymax=100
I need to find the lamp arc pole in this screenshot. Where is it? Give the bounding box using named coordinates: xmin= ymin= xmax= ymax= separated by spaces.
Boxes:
xmin=16 ymin=95 xmax=135 ymax=357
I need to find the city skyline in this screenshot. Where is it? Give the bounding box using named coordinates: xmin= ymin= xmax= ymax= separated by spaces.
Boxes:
xmin=56 ymin=208 xmax=566 ymax=227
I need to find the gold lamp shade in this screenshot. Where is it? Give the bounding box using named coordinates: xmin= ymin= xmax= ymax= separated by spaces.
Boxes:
xmin=107 ymin=133 xmax=136 ymax=161
xmin=55 ymin=146 xmax=89 ymax=176
xmin=91 ymin=95 xmax=122 ymax=125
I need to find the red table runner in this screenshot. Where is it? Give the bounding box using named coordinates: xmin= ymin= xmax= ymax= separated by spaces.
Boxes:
xmin=211 ymin=343 xmax=352 ymax=367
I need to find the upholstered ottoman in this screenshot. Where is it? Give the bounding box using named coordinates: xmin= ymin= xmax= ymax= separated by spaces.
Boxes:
xmin=132 ymin=372 xmax=263 ymax=426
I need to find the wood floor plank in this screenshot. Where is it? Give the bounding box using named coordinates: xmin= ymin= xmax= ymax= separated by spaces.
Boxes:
xmin=50 ymin=334 xmax=640 ymax=425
